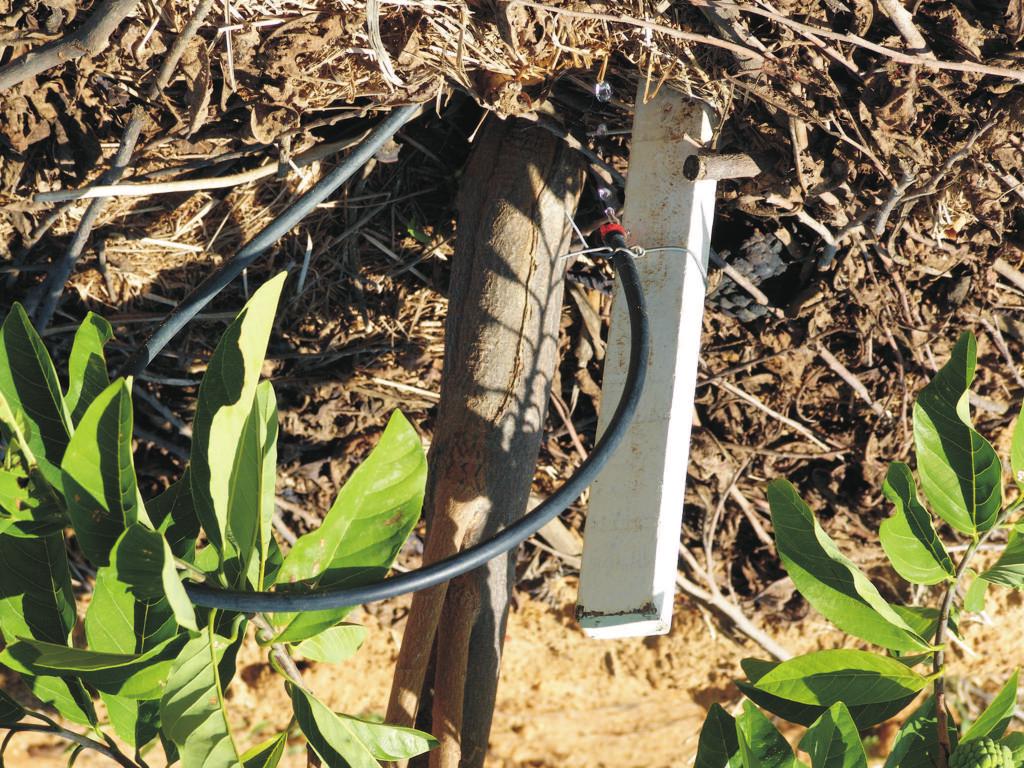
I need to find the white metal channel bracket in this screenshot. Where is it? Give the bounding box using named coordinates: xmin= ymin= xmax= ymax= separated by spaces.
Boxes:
xmin=577 ymin=89 xmax=717 ymax=639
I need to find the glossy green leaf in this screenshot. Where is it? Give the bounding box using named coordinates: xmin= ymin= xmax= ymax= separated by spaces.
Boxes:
xmin=160 ymin=624 xmax=244 ymax=768
xmin=737 ymin=659 xmax=915 ymax=729
xmin=883 ymin=697 xmax=957 ymax=768
xmin=880 ymin=462 xmax=954 ymax=585
xmin=147 ymin=469 xmax=200 ymax=559
xmin=0 ymin=689 xmax=25 ymax=725
xmin=65 ymin=312 xmax=113 ymax=424
xmin=273 ymin=411 xmax=426 ymax=642
xmin=61 ymin=378 xmax=144 ymax=566
xmin=0 ymin=303 xmax=72 ymax=463
xmin=191 ymin=273 xmax=286 ymax=558
xmin=962 ymin=670 xmax=1018 ymax=742
xmin=694 ymin=703 xmax=740 ymax=768
xmin=768 ymin=479 xmax=930 ymax=652
xmin=292 ymin=624 xmax=367 ymax=663
xmin=291 ymin=684 xmax=436 ymax=767
xmin=2 ymin=635 xmax=185 ymax=699
xmin=241 ymin=733 xmax=287 ymax=768
xmin=982 ymin=524 xmax=1024 ymax=589
xmin=751 ymin=649 xmax=930 ymax=706
xmin=226 ymin=380 xmax=278 ymax=589
xmin=735 ymin=702 xmax=797 ymax=768
xmin=0 ymin=532 xmax=94 ymax=725
xmin=112 ymin=524 xmax=197 ymax=631
xmin=913 ymin=332 xmax=1001 ymax=534
xmin=799 ymin=703 xmax=866 ymax=768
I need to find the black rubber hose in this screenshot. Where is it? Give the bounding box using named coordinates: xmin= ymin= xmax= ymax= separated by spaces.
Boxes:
xmin=119 ymin=103 xmax=423 ymax=377
xmin=184 ymin=246 xmax=648 ymax=612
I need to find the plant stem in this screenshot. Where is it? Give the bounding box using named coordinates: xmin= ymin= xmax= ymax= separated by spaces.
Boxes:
xmin=248 ymin=614 xmax=319 ymax=767
xmin=932 ymin=499 xmax=1023 ymax=767
xmin=249 ymin=614 xmax=306 ymax=689
xmin=4 ymin=724 xmax=139 ymax=768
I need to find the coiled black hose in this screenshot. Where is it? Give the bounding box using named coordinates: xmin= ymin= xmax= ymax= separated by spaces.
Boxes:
xmin=118 ymin=99 xmax=649 ymax=611
xmin=184 ymin=245 xmax=647 ymax=611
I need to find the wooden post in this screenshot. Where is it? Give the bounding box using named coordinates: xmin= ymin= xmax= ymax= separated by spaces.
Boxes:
xmin=386 ymin=116 xmax=584 ymax=767
xmin=576 ymin=89 xmax=717 ymax=639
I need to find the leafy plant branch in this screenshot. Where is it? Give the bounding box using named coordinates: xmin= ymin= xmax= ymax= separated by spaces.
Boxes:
xmin=0 ymin=275 xmax=438 ymax=768
xmin=934 ymin=496 xmax=1024 ymax=767
xmin=693 ymin=331 xmax=1024 ymax=768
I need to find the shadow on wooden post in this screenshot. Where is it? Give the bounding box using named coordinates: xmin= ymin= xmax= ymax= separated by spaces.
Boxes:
xmin=385 ymin=115 xmax=584 ymax=768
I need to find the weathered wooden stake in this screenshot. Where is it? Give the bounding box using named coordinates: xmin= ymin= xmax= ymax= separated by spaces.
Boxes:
xmin=577 ymin=89 xmax=717 ymax=639
xmin=386 ymin=116 xmax=583 ymax=767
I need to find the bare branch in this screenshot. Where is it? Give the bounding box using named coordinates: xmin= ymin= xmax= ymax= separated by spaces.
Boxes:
xmin=0 ymin=0 xmax=139 ymax=91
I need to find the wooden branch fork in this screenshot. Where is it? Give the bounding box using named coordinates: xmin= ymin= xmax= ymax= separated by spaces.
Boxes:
xmin=386 ymin=116 xmax=583 ymax=768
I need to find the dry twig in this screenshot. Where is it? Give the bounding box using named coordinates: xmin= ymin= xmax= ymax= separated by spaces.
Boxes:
xmin=714 ymin=378 xmax=837 ymax=452
xmin=0 ymin=0 xmax=139 ymax=90
xmin=22 ymin=107 xmax=146 ymax=330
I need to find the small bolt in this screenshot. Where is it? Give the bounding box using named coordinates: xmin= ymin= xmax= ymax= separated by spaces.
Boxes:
xmin=594 ymin=80 xmax=612 ymax=102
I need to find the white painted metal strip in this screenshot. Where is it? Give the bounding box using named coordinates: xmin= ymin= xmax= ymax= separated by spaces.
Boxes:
xmin=577 ymin=88 xmax=717 ymax=639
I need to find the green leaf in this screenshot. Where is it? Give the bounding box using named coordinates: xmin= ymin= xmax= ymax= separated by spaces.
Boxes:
xmin=0 ymin=689 xmax=25 ymax=726
xmin=147 ymin=469 xmax=200 ymax=559
xmin=1 ymin=635 xmax=186 ymax=699
xmin=65 ymin=312 xmax=113 ymax=424
xmin=694 ymin=703 xmax=740 ymax=768
xmin=102 ymin=694 xmax=160 ymax=751
xmin=751 ymin=649 xmax=930 ymax=707
xmin=964 ymin=572 xmax=989 ymax=612
xmin=798 ymin=703 xmax=867 ymax=768
xmin=735 ymin=702 xmax=797 ymax=768
xmin=112 ymin=524 xmax=197 ymax=631
xmin=982 ymin=524 xmax=1024 ymax=589
xmin=913 ymin=332 xmax=1001 ymax=535
xmin=292 ymin=624 xmax=367 ymax=663
xmin=1011 ymin=402 xmax=1024 ymax=491
xmin=0 ymin=303 xmax=72 ymax=463
xmin=0 ymin=531 xmax=95 ymax=725
xmin=0 ymin=463 xmax=64 ymax=537
xmin=737 ymin=658 xmax=914 ymax=729
xmin=889 ymin=604 xmax=941 ymax=641
xmin=291 ymin=685 xmax=436 ymax=767
xmin=159 ymin=624 xmax=244 ymax=768
xmin=962 ymin=670 xmax=1018 ymax=742
xmin=87 ymin=565 xmax=176 ymax=655
xmin=190 ymin=273 xmax=286 ymax=558
xmin=241 ymin=733 xmax=287 ymax=768
xmin=225 ymin=380 xmax=278 ymax=589
xmin=1003 ymin=732 xmax=1024 ymax=764
xmin=273 ymin=411 xmax=426 ymax=643
xmin=767 ymin=479 xmax=930 ymax=653
xmin=61 ymin=378 xmax=144 ymax=566
xmin=880 ymin=462 xmax=955 ymax=585
xmin=86 ymin=566 xmax=173 ymax=749
xmin=883 ymin=696 xmax=957 ymax=768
